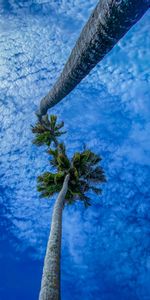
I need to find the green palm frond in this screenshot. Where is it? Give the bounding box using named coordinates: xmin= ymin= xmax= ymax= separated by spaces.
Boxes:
xmin=81 ymin=150 xmax=101 ymax=165
xmin=37 ymin=172 xmax=55 ymax=184
xmin=57 ymin=153 xmax=70 ymax=171
xmin=56 ymin=121 xmax=65 ymax=130
xmin=50 ymin=115 xmax=57 ymax=129
xmin=85 ymin=166 xmax=106 ymax=183
xmin=58 ymin=143 xmax=66 ymax=154
xmin=72 ymin=152 xmax=81 ymax=165
xmin=32 ymin=115 xmax=66 ymax=147
xmin=54 ymin=172 xmax=65 ymax=185
xmin=72 ymin=149 xmax=106 ymax=182
xmin=38 ymin=183 xmax=62 ymax=198
xmin=31 ymin=123 xmax=45 ymax=134
xmin=48 ymin=143 xmax=69 ymax=171
xmin=79 ymin=194 xmax=91 ymax=208
xmin=32 ymin=131 xmax=52 ymax=146
xmin=48 ymin=148 xmax=59 ymax=168
xmin=37 ymin=171 xmax=64 ymax=198
xmin=89 ymin=186 xmax=102 ymax=195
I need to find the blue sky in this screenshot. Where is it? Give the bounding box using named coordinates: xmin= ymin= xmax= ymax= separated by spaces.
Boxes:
xmin=0 ymin=1 xmax=150 ymax=300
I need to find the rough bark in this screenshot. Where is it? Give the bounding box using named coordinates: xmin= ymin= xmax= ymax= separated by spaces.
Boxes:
xmin=39 ymin=174 xmax=70 ymax=300
xmin=37 ymin=0 xmax=149 ymax=119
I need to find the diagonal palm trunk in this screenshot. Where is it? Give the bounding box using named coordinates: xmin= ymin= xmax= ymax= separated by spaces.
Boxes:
xmin=37 ymin=0 xmax=149 ymax=119
xmin=39 ymin=174 xmax=70 ymax=300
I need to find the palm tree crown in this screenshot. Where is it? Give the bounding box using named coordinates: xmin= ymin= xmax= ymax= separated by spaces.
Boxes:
xmin=31 ymin=114 xmax=66 ymax=147
xmin=33 ymin=115 xmax=106 ymax=207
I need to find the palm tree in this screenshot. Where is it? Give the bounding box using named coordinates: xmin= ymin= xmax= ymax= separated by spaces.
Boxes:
xmin=32 ymin=116 xmax=106 ymax=300
xmin=37 ymin=0 xmax=149 ymax=120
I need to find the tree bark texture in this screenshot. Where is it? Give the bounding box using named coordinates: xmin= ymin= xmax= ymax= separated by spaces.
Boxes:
xmin=37 ymin=0 xmax=149 ymax=118
xmin=39 ymin=174 xmax=70 ymax=300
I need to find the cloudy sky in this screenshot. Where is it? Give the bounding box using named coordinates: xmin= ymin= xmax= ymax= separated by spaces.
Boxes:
xmin=0 ymin=1 xmax=150 ymax=300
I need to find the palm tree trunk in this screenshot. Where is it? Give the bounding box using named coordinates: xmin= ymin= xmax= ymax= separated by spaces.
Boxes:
xmin=39 ymin=174 xmax=70 ymax=300
xmin=37 ymin=0 xmax=149 ymax=119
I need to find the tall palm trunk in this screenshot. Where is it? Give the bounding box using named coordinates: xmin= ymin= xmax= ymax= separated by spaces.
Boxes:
xmin=37 ymin=0 xmax=149 ymax=119
xmin=39 ymin=174 xmax=70 ymax=300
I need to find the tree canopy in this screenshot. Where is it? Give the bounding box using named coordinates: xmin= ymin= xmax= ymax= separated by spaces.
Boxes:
xmin=32 ymin=115 xmax=106 ymax=207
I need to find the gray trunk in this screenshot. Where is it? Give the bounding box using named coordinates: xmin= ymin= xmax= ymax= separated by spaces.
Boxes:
xmin=39 ymin=174 xmax=70 ymax=300
xmin=37 ymin=0 xmax=149 ymax=118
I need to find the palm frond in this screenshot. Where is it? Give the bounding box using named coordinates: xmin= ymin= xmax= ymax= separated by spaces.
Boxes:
xmin=50 ymin=115 xmax=57 ymax=130
xmin=57 ymin=153 xmax=70 ymax=171
xmin=32 ymin=114 xmax=66 ymax=147
xmin=89 ymin=186 xmax=102 ymax=195
xmin=85 ymin=166 xmax=106 ymax=183
xmin=54 ymin=172 xmax=65 ymax=185
xmin=55 ymin=121 xmax=65 ymax=130
xmin=37 ymin=171 xmax=63 ymax=198
xmin=32 ymin=132 xmax=52 ymax=146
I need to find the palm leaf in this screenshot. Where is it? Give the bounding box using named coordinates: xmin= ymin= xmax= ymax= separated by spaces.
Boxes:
xmin=89 ymin=186 xmax=102 ymax=195
xmin=32 ymin=114 xmax=66 ymax=147
xmin=57 ymin=153 xmax=70 ymax=171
